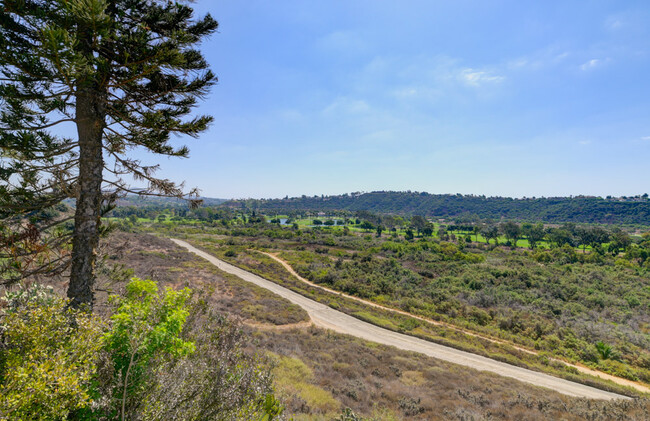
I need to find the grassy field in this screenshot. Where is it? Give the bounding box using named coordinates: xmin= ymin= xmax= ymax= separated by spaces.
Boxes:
xmin=263 ymin=217 xmax=558 ymax=248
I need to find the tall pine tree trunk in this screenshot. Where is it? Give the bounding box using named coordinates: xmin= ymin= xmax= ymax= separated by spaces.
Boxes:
xmin=68 ymin=85 xmax=105 ymax=308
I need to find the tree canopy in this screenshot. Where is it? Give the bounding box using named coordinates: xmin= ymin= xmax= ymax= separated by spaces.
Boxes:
xmin=0 ymin=0 xmax=217 ymax=306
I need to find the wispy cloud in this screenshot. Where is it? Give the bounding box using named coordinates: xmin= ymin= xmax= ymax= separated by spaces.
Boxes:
xmin=641 ymin=136 xmax=650 ymax=141
xmin=459 ymin=68 xmax=505 ymax=87
xmin=392 ymin=87 xmax=419 ymax=98
xmin=605 ymin=17 xmax=623 ymax=31
xmin=506 ymin=47 xmax=570 ymax=71
xmin=554 ymin=52 xmax=570 ymax=63
xmin=322 ymin=97 xmax=370 ymax=115
xmin=603 ymin=11 xmax=647 ymax=35
xmin=349 ymin=54 xmax=506 ymax=107
xmin=580 ymin=58 xmax=610 ymax=71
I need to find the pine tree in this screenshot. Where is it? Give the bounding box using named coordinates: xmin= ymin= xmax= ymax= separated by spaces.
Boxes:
xmin=0 ymin=0 xmax=218 ymax=307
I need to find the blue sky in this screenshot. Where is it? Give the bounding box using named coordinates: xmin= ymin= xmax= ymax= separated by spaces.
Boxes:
xmin=146 ymin=0 xmax=650 ymax=199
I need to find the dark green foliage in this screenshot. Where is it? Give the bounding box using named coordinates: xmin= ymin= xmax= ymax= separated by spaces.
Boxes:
xmin=481 ymin=224 xmax=499 ymax=244
xmin=499 ymin=221 xmax=521 ymax=247
xmin=226 ymin=191 xmax=650 ymax=225
xmin=595 ymin=341 xmax=617 ymax=361
xmin=521 ymin=223 xmax=545 ymax=249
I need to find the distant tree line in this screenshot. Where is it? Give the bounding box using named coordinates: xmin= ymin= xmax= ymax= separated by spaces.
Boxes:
xmin=350 ymin=213 xmax=637 ymax=254
xmin=110 ymin=205 xmax=235 ymax=223
xmin=224 ymin=191 xmax=650 ymax=225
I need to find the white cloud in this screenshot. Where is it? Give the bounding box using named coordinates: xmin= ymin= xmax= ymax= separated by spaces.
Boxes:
xmin=580 ymin=58 xmax=610 ymax=71
xmin=459 ymin=68 xmax=505 ymax=87
xmin=579 ymin=140 xmax=591 ymax=145
xmin=641 ymin=136 xmax=650 ymax=141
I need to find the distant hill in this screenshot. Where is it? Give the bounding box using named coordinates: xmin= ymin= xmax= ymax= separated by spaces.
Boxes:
xmin=115 ymin=195 xmax=227 ymax=208
xmin=225 ymin=191 xmax=650 ymax=225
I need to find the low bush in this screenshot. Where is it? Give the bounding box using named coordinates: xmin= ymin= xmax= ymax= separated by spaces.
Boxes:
xmin=0 ymin=279 xmax=282 ymax=421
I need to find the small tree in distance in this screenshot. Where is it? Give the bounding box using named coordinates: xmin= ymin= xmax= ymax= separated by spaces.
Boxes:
xmin=0 ymin=0 xmax=218 ymax=307
xmin=481 ymin=225 xmax=499 ymax=245
xmin=500 ymin=221 xmax=521 ymax=248
xmin=522 ymin=222 xmax=545 ymax=250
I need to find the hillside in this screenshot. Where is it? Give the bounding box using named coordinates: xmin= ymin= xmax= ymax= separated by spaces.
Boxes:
xmin=225 ymin=192 xmax=650 ymax=225
xmin=115 ymin=195 xmax=228 ymax=208
xmin=106 ymin=231 xmax=650 ymax=419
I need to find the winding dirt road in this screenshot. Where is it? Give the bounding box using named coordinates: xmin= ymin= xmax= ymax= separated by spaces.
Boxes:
xmin=171 ymin=238 xmax=630 ymax=401
xmin=260 ymin=251 xmax=650 ymax=395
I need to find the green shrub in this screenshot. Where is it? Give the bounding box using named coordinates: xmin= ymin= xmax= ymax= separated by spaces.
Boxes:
xmin=595 ymin=341 xmax=617 ymax=361
xmin=0 ymin=284 xmax=104 ymax=420
xmin=334 ymin=407 xmax=366 ymax=421
xmin=101 ymin=278 xmax=196 ymax=418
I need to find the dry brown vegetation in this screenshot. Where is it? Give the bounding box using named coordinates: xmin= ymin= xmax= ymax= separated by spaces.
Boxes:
xmin=92 ymin=232 xmax=309 ymax=326
xmin=253 ymin=327 xmax=650 ymax=420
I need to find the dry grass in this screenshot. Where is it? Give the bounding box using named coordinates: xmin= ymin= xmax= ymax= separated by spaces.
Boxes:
xmin=107 ymin=233 xmax=309 ymax=325
xmin=5 ymin=232 xmax=309 ymax=326
xmin=252 ymin=327 xmax=650 ymax=420
xmin=270 ymin=352 xmax=341 ymax=414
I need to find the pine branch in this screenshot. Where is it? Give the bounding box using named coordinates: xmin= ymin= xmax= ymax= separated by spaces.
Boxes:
xmin=0 ymin=118 xmax=76 ymax=131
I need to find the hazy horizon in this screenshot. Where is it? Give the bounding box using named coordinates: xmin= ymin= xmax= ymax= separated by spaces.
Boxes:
xmin=136 ymin=190 xmax=650 ymax=202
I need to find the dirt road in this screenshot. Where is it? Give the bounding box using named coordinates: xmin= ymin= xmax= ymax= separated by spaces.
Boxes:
xmin=261 ymin=251 xmax=650 ymax=395
xmin=171 ymin=238 xmax=630 ymax=401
